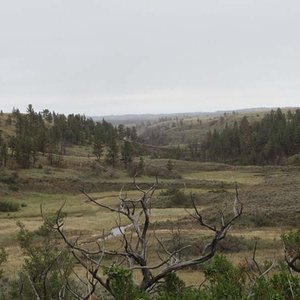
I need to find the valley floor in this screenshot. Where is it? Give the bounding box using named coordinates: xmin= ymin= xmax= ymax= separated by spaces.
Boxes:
xmin=1 ymin=155 xmax=299 ymax=285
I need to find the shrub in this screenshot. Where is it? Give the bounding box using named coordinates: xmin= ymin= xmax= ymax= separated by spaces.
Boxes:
xmin=0 ymin=248 xmax=7 ymax=278
xmin=166 ymin=159 xmax=175 ymax=172
xmin=159 ymin=188 xmax=190 ymax=206
xmin=0 ymin=171 xmax=18 ymax=184
xmin=44 ymin=167 xmax=52 ymax=174
xmin=270 ymin=271 xmax=300 ymax=299
xmin=104 ymin=264 xmax=149 ymax=300
xmin=251 ymin=270 xmax=300 ymax=299
xmin=157 ymin=273 xmax=207 ymax=300
xmin=9 ymin=220 xmax=74 ymax=300
xmin=8 ymin=183 xmax=19 ymax=191
xmin=203 ymin=255 xmax=246 ymax=299
xmin=282 ymin=229 xmax=300 ymax=257
xmin=0 ymin=200 xmax=20 ymax=212
xmin=286 ymin=154 xmax=300 ymax=166
xmin=144 ymin=165 xmax=182 ymax=179
xmin=0 ymin=248 xmax=8 ymax=300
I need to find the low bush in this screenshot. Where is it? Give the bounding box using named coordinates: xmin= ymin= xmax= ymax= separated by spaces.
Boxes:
xmin=0 ymin=171 xmax=18 ymax=184
xmin=286 ymin=154 xmax=300 ymax=166
xmin=144 ymin=164 xmax=182 ymax=179
xmin=8 ymin=183 xmax=19 ymax=191
xmin=156 ymin=273 xmax=206 ymax=300
xmin=157 ymin=187 xmax=191 ymax=207
xmin=0 ymin=200 xmax=20 ymax=212
xmin=104 ymin=265 xmax=149 ymax=300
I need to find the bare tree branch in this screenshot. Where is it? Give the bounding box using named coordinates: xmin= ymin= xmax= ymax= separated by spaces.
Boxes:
xmin=51 ymin=178 xmax=242 ymax=297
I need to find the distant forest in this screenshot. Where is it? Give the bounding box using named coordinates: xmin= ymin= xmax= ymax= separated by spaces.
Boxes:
xmin=0 ymin=105 xmax=140 ymax=169
xmin=1 ymin=106 xmax=299 ymax=168
xmin=185 ymin=108 xmax=300 ymax=165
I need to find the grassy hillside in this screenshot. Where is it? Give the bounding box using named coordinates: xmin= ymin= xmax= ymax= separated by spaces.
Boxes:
xmin=138 ymin=107 xmax=299 ymax=146
xmin=0 ymin=113 xmax=15 ymax=137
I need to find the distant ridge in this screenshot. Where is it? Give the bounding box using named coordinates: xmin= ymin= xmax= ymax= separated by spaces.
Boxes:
xmin=92 ymin=106 xmax=298 ymax=125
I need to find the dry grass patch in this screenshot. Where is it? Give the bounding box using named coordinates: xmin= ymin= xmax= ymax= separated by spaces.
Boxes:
xmin=183 ymin=170 xmax=264 ymax=185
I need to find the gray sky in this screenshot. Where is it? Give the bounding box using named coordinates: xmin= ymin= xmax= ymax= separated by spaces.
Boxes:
xmin=0 ymin=0 xmax=299 ymax=115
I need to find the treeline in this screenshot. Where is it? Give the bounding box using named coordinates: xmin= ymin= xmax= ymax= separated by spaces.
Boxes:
xmin=165 ymin=108 xmax=300 ymax=165
xmin=202 ymin=108 xmax=300 ymax=164
xmin=0 ymin=105 xmax=140 ymax=168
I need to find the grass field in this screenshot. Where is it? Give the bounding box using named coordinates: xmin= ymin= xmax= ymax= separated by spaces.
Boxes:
xmin=1 ymin=152 xmax=299 ymax=285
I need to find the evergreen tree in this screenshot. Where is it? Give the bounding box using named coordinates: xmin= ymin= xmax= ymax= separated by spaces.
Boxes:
xmin=121 ymin=140 xmax=134 ymax=168
xmin=201 ymin=109 xmax=300 ymax=165
xmin=106 ymin=135 xmax=119 ymax=167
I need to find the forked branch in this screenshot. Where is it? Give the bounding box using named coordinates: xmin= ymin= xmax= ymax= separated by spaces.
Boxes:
xmin=49 ymin=179 xmax=242 ymax=296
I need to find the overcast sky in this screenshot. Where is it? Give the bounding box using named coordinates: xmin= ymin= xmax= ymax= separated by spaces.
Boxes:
xmin=0 ymin=0 xmax=299 ymax=115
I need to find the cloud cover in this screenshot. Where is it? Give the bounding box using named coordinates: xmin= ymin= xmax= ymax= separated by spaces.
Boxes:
xmin=0 ymin=0 xmax=299 ymax=114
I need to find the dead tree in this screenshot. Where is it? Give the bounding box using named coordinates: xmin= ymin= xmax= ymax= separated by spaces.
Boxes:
xmin=52 ymin=178 xmax=242 ymax=298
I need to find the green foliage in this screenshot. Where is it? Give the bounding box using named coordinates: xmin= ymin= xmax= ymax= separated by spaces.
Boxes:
xmin=143 ymin=164 xmax=182 ymax=179
xmin=165 ymin=146 xmax=185 ymax=160
xmin=166 ymin=159 xmax=174 ymax=172
xmin=157 ymin=273 xmax=208 ymax=300
xmin=93 ymin=138 xmax=104 ymax=161
xmin=0 ymin=132 xmax=8 ymax=167
xmin=0 ymin=170 xmax=18 ymax=184
xmin=203 ymin=255 xmax=246 ymax=299
xmin=0 ymin=248 xmax=7 ymax=278
xmin=8 ymin=183 xmax=19 ymax=191
xmin=106 ymin=137 xmax=119 ymax=167
xmin=121 ymin=140 xmax=134 ymax=168
xmin=270 ymin=271 xmax=300 ymax=299
xmin=80 ymin=237 xmax=300 ymax=299
xmin=137 ymin=156 xmax=145 ymax=174
xmin=282 ymin=229 xmax=300 ymax=259
xmin=104 ymin=264 xmax=148 ymax=300
xmin=0 ymin=199 xmax=20 ymax=212
xmin=10 ymin=219 xmax=74 ymax=300
xmin=251 ymin=270 xmax=300 ymax=300
xmin=200 ymin=108 xmax=300 ymax=165
xmin=1 ymin=104 xmax=133 ymax=169
xmin=282 ymin=229 xmax=300 ymax=275
xmin=159 ymin=187 xmax=189 ymax=206
xmin=159 ymin=272 xmax=186 ymax=297
xmin=0 ymin=248 xmax=8 ymax=300
xmin=198 ymin=254 xmax=300 ymax=300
